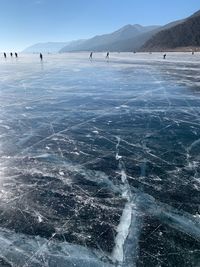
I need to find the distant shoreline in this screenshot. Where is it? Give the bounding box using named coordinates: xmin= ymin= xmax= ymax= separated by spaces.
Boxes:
xmin=141 ymin=46 xmax=200 ymax=52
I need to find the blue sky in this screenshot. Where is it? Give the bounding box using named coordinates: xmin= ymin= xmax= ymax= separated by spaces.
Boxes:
xmin=0 ymin=0 xmax=200 ymax=51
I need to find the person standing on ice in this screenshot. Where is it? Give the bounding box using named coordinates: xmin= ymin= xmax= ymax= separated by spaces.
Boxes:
xmin=15 ymin=52 xmax=18 ymax=58
xmin=40 ymin=53 xmax=43 ymax=61
xmin=10 ymin=52 xmax=13 ymax=57
xmin=106 ymin=52 xmax=109 ymax=59
xmin=163 ymin=54 xmax=166 ymax=59
xmin=89 ymin=52 xmax=93 ymax=60
xmin=3 ymin=53 xmax=6 ymax=58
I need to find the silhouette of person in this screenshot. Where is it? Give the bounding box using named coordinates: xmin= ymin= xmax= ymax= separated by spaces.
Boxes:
xmin=4 ymin=53 xmax=6 ymax=58
xmin=15 ymin=52 xmax=18 ymax=58
xmin=40 ymin=53 xmax=43 ymax=61
xmin=106 ymin=52 xmax=109 ymax=59
xmin=192 ymin=51 xmax=194 ymax=55
xmin=89 ymin=52 xmax=93 ymax=60
xmin=163 ymin=54 xmax=166 ymax=59
xmin=10 ymin=52 xmax=13 ymax=57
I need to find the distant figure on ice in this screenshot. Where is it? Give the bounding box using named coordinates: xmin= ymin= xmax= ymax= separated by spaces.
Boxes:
xmin=192 ymin=51 xmax=194 ymax=55
xmin=89 ymin=52 xmax=93 ymax=60
xmin=40 ymin=53 xmax=43 ymax=61
xmin=163 ymin=54 xmax=166 ymax=59
xmin=106 ymin=52 xmax=109 ymax=59
xmin=15 ymin=52 xmax=18 ymax=58
xmin=10 ymin=52 xmax=13 ymax=57
xmin=3 ymin=52 xmax=6 ymax=58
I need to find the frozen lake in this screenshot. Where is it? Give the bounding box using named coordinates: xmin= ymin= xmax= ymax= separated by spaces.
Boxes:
xmin=0 ymin=52 xmax=199 ymax=266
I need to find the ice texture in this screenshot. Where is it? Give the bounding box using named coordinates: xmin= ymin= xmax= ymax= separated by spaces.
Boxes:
xmin=0 ymin=52 xmax=199 ymax=266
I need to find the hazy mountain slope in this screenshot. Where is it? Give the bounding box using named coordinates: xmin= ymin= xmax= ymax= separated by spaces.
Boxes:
xmin=95 ymin=20 xmax=185 ymax=52
xmin=60 ymin=24 xmax=160 ymax=52
xmin=98 ymin=28 xmax=163 ymax=52
xmin=141 ymin=11 xmax=200 ymax=51
xmin=23 ymin=42 xmax=70 ymax=53
xmin=23 ymin=13 xmax=189 ymax=53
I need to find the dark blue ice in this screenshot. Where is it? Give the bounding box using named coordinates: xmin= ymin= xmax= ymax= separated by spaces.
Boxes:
xmin=0 ymin=53 xmax=199 ymax=266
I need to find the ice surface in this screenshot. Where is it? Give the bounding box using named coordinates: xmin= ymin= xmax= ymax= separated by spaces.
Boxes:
xmin=0 ymin=52 xmax=199 ymax=266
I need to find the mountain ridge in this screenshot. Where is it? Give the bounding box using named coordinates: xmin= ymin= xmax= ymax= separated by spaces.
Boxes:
xmin=141 ymin=10 xmax=200 ymax=51
xmin=60 ymin=24 xmax=160 ymax=52
xmin=23 ymin=42 xmax=69 ymax=53
xmin=23 ymin=9 xmax=200 ymax=53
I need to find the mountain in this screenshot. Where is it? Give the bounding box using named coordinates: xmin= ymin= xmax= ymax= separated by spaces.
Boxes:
xmin=190 ymin=10 xmax=200 ymax=18
xmin=141 ymin=10 xmax=200 ymax=51
xmin=60 ymin=24 xmax=161 ymax=52
xmin=58 ymin=39 xmax=86 ymax=51
xmin=23 ymin=42 xmax=69 ymax=53
xmin=24 ymin=9 xmax=199 ymax=54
